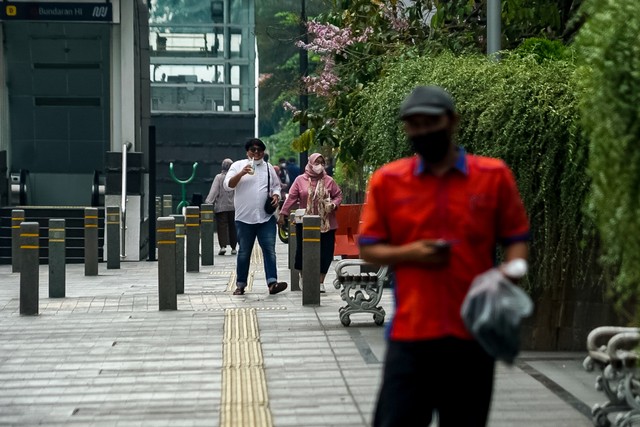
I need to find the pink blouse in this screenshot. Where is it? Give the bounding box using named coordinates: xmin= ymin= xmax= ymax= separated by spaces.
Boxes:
xmin=280 ymin=174 xmax=343 ymax=231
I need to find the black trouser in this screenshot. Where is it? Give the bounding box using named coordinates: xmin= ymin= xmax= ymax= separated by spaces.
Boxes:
xmin=215 ymin=211 xmax=237 ymax=249
xmin=294 ymin=224 xmax=335 ymax=274
xmin=374 ymin=337 xmax=495 ymax=427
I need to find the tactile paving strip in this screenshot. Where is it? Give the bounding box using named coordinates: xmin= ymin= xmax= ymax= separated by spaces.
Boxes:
xmin=220 ymin=308 xmax=273 ymax=427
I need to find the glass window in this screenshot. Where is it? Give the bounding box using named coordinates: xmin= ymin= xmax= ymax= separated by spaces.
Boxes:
xmin=148 ymin=0 xmax=254 ymax=113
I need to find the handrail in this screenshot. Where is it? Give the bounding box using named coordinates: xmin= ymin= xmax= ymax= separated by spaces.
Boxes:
xmin=121 ymin=142 xmax=132 ymax=259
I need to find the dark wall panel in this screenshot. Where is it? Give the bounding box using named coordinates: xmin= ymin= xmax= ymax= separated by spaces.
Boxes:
xmin=151 ymin=114 xmax=255 ymax=211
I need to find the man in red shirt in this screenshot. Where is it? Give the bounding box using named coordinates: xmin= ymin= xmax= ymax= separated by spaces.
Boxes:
xmin=359 ymin=86 xmax=530 ymax=427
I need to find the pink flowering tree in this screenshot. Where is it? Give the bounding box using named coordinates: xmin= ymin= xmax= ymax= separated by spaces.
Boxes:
xmin=286 ymin=0 xmax=430 ymax=157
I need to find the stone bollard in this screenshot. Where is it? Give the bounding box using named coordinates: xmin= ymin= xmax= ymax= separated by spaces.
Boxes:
xmin=289 ymin=220 xmax=300 ymax=291
xmin=171 ymin=214 xmax=185 ymax=294
xmin=20 ymin=222 xmax=39 ymax=315
xmin=84 ymin=207 xmax=99 ymax=276
xmin=157 ymin=217 xmax=177 ymax=310
xmin=200 ymin=203 xmax=214 ymax=266
xmin=155 ymin=196 xmax=162 ymax=219
xmin=185 ymin=206 xmax=200 ymax=272
xmin=48 ymin=219 xmax=66 ymax=298
xmin=162 ymin=194 xmax=173 ymax=216
xmin=302 ymin=215 xmax=321 ymax=306
xmin=11 ymin=209 xmax=25 ymax=273
xmin=106 ymin=206 xmax=120 ymax=270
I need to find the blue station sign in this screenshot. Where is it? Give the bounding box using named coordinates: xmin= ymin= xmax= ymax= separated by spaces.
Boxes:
xmin=1 ymin=2 xmax=113 ymax=22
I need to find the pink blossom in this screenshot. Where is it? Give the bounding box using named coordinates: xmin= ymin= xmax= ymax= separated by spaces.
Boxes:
xmin=282 ymin=101 xmax=299 ymax=113
xmin=378 ymin=1 xmax=410 ymax=32
xmin=297 ymin=20 xmax=373 ymax=97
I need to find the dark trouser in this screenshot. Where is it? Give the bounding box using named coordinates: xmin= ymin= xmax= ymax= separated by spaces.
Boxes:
xmin=215 ymin=211 xmax=237 ymax=249
xmin=235 ymin=216 xmax=278 ymax=287
xmin=294 ymin=224 xmax=335 ymax=274
xmin=374 ymin=337 xmax=495 ymax=427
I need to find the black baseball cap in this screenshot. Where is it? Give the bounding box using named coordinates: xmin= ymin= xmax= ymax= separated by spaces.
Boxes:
xmin=399 ymin=86 xmax=456 ymax=119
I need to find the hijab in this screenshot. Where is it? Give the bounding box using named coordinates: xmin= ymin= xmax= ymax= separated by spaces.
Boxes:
xmin=303 ymin=153 xmax=331 ymax=232
xmin=304 ymin=153 xmax=326 ymax=180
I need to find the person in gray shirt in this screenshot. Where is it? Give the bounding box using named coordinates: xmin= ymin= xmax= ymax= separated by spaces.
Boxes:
xmin=205 ymin=158 xmax=237 ymax=255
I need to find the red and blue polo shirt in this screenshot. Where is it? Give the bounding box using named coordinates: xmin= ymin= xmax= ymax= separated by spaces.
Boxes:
xmin=358 ymin=149 xmax=530 ymax=341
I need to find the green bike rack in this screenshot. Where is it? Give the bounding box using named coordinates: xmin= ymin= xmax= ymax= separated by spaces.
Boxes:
xmin=169 ymin=162 xmax=198 ymax=213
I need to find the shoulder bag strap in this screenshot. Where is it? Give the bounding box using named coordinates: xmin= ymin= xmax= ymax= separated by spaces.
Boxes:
xmin=266 ymin=163 xmax=271 ymax=196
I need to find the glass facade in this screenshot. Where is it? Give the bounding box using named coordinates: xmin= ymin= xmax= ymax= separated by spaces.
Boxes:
xmin=149 ymin=0 xmax=255 ymax=113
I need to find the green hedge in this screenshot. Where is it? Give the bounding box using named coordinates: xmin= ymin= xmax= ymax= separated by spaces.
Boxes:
xmin=574 ymin=0 xmax=640 ymax=312
xmin=351 ymin=51 xmax=603 ymax=292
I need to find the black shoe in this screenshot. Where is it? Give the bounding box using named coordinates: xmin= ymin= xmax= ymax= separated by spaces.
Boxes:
xmin=268 ymin=282 xmax=288 ymax=295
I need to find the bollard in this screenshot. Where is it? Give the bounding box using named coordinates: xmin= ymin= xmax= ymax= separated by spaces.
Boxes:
xmin=106 ymin=206 xmax=120 ymax=269
xmin=171 ymin=214 xmax=185 ymax=294
xmin=185 ymin=206 xmax=200 ymax=272
xmin=302 ymin=215 xmax=321 ymax=306
xmin=162 ymin=194 xmax=173 ymax=216
xmin=289 ymin=220 xmax=300 ymax=291
xmin=11 ymin=209 xmax=25 ymax=273
xmin=20 ymin=222 xmax=39 ymax=315
xmin=200 ymin=203 xmax=214 ymax=266
xmin=155 ymin=196 xmax=162 ymax=219
xmin=48 ymin=219 xmax=66 ymax=298
xmin=157 ymin=216 xmax=177 ymax=310
xmin=84 ymin=207 xmax=99 ymax=276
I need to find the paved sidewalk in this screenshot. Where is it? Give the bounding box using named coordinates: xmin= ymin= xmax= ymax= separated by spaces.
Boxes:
xmin=0 ymin=241 xmax=600 ymax=426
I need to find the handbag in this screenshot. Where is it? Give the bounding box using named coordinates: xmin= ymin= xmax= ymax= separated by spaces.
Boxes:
xmin=264 ymin=164 xmax=277 ymax=214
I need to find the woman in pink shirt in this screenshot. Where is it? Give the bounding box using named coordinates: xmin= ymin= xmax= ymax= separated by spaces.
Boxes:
xmin=278 ymin=153 xmax=343 ymax=292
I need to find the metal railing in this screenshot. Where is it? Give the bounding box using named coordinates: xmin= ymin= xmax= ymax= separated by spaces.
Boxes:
xmin=121 ymin=142 xmax=132 ymax=259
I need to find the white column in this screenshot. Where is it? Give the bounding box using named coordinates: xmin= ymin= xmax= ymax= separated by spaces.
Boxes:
xmin=111 ymin=0 xmax=136 ymax=152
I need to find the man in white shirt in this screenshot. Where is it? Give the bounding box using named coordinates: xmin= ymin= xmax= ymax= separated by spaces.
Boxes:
xmin=224 ymin=138 xmax=288 ymax=295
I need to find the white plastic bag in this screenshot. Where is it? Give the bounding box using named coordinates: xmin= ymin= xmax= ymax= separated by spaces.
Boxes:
xmin=460 ymin=268 xmax=534 ymax=364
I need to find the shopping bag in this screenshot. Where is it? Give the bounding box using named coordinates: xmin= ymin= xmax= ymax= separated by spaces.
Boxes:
xmin=461 ymin=268 xmax=534 ymax=364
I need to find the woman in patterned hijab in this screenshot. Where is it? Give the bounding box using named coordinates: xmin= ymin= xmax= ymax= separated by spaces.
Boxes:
xmin=278 ymin=153 xmax=343 ymax=292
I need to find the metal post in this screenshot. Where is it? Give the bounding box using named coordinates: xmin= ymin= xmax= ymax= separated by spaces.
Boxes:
xmin=20 ymin=222 xmax=39 ymax=315
xmin=84 ymin=207 xmax=99 ymax=276
xmin=106 ymin=206 xmax=120 ymax=269
xmin=171 ymin=214 xmax=185 ymax=295
xmin=147 ymin=125 xmax=157 ymax=262
xmin=155 ymin=196 xmax=162 ymax=220
xmin=157 ymin=216 xmax=177 ymax=310
xmin=185 ymin=206 xmax=200 ymax=272
xmin=302 ymin=215 xmax=321 ymax=306
xmin=200 ymin=203 xmax=214 ymax=266
xmin=289 ymin=221 xmax=300 ymax=291
xmin=120 ymin=142 xmax=132 ymax=260
xmin=162 ymin=194 xmax=173 ymax=216
xmin=299 ymin=0 xmax=309 ymax=170
xmin=487 ymin=0 xmax=502 ymax=58
xmin=11 ymin=209 xmax=25 ymax=273
xmin=48 ymin=219 xmax=66 ymax=298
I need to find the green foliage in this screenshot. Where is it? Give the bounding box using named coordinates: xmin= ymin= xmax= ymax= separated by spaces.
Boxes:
xmin=575 ymin=0 xmax=640 ymax=310
xmin=430 ymin=0 xmax=582 ymax=52
xmin=263 ymin=120 xmax=299 ymax=161
xmin=255 ymin=0 xmax=326 ymax=137
xmin=351 ymin=52 xmax=603 ymax=293
xmin=514 ymin=37 xmax=571 ymax=62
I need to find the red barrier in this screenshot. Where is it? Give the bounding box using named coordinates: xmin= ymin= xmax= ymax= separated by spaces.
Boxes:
xmin=334 ymin=204 xmax=363 ymax=258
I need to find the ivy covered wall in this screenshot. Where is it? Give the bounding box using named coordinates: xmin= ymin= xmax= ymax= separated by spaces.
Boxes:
xmin=350 ymin=51 xmax=617 ymax=349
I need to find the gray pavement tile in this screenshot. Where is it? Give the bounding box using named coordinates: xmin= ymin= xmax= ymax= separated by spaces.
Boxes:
xmin=0 ymin=244 xmax=602 ymax=426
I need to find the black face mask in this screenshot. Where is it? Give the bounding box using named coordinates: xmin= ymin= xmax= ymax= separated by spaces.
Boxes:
xmin=409 ymin=128 xmax=451 ymax=164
